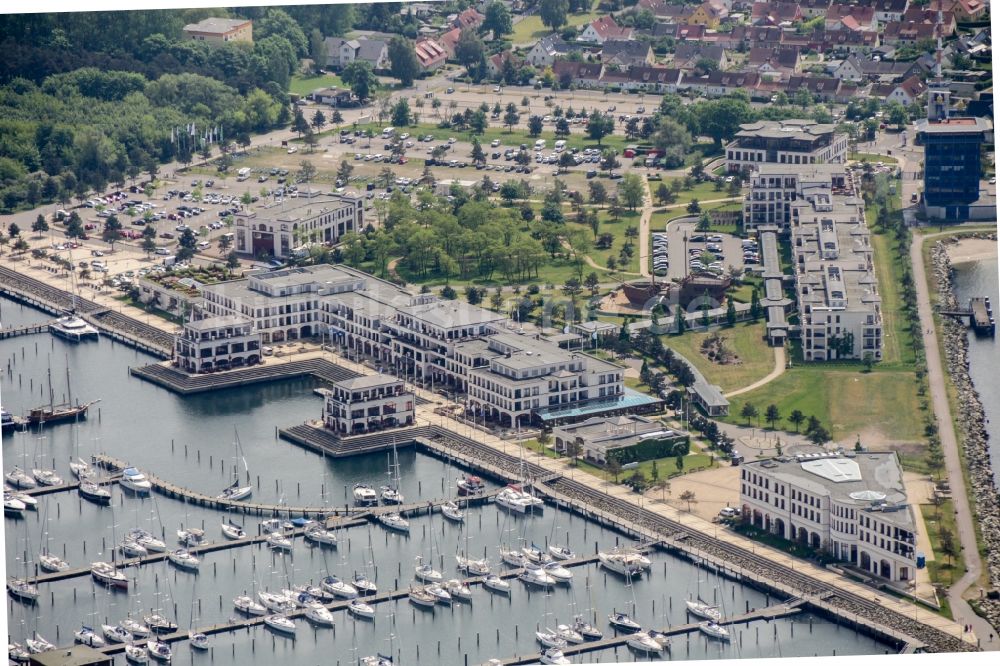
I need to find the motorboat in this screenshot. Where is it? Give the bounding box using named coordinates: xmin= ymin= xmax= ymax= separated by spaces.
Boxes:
xmin=127 ymin=529 xmax=166 ymax=552
xmin=176 ymin=528 xmax=205 ymax=547
xmin=627 ymin=630 xmax=668 ymax=655
xmin=74 ymin=626 xmax=105 ymax=648
xmin=626 ymin=547 xmax=653 ymax=570
xmin=7 ymin=490 xmax=36 ymax=510
xmin=39 ymin=553 xmax=69 ymax=572
xmin=220 ymin=520 xmax=246 ymax=540
xmin=264 ymin=615 xmax=297 ymax=635
xmin=120 ymin=467 xmax=152 ymax=494
xmin=548 ymin=545 xmax=575 ymax=561
xmin=444 ymin=578 xmax=473 ymax=601
xmin=554 ymin=624 xmax=583 ymax=644
xmin=32 ymin=468 xmax=64 ymax=486
xmin=353 ymin=572 xmax=377 ymax=595
xmin=101 ymin=624 xmax=132 ymax=644
xmin=91 ymin=561 xmax=128 ymax=589
xmin=522 ymin=543 xmax=550 ymax=564
xmin=597 ymin=550 xmax=644 ymax=578
xmin=260 ymin=518 xmax=289 ymax=534
xmin=119 ymin=618 xmax=150 ymax=637
xmin=360 ymin=655 xmax=393 ymax=666
xmin=378 ymin=512 xmax=409 ymax=533
xmin=379 ymin=485 xmax=404 ymax=505
xmin=5 ymin=467 xmax=36 ymax=490
xmin=266 ymin=532 xmax=293 ymax=551
xmin=119 ymin=539 xmax=148 ymax=559
xmin=293 ymin=583 xmax=334 ymax=603
xmin=79 ymin=480 xmax=112 ymax=504
xmin=698 ymin=621 xmax=731 ymax=641
xmin=217 ymin=480 xmax=252 ymax=502
xmin=455 ymin=554 xmax=490 ymax=576
xmin=482 ymin=574 xmax=510 ymax=594
xmin=424 ymin=583 xmax=452 ymax=605
xmin=189 ymin=632 xmax=209 ymax=650
xmin=608 ymin=612 xmax=641 ymax=632
xmin=25 ymin=635 xmax=55 ymax=654
xmin=7 ymin=643 xmax=29 ymax=663
xmin=146 ymin=639 xmax=172 ymax=662
xmin=353 ymin=483 xmax=378 ymax=507
xmin=142 ymin=614 xmax=178 ymax=634
xmin=499 ymin=547 xmax=528 ymax=568
xmin=320 ymin=575 xmax=358 ymax=599
xmin=257 ymin=591 xmax=296 ymax=613
xmin=535 ymin=629 xmax=567 ymax=650
xmin=167 ymin=549 xmax=200 ymax=571
xmin=543 ymin=561 xmax=573 ymax=583
xmin=572 ymin=615 xmax=603 ymax=641
xmin=348 ymin=598 xmax=376 ymax=619
xmin=4 ymin=492 xmax=25 ymax=516
xmin=304 ymin=523 xmax=338 ymax=546
xmin=233 ymin=595 xmax=266 ymax=616
xmin=305 ymin=606 xmax=335 ymax=626
xmin=440 ymin=500 xmax=465 ymax=522
xmin=408 ymin=586 xmax=437 ymax=608
xmin=518 ymin=564 xmax=556 ymax=588
xmin=69 ymin=457 xmax=93 ymax=479
xmin=1 ymin=407 xmax=23 ymax=433
xmin=124 ymin=643 xmax=149 ymax=664
xmin=285 ymin=589 xmax=322 ymax=609
xmin=456 ymin=475 xmax=485 ymax=496
xmin=495 ymin=484 xmax=543 ymax=514
xmin=49 ymin=315 xmax=98 ymax=341
xmin=686 ymin=599 xmax=723 ymax=622
xmin=539 ymin=648 xmax=571 ymax=665
xmin=6 ymin=577 xmax=39 ymax=603
xmin=414 ymin=558 xmax=443 ymax=583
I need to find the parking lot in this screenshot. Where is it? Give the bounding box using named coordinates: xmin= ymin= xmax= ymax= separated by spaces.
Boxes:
xmin=657 ymin=218 xmax=753 ymax=281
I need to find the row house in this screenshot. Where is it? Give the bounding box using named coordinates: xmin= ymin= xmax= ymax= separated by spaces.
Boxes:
xmin=784 ymin=75 xmax=859 ymax=103
xmin=619 ymin=66 xmax=684 ymax=93
xmin=832 ymin=54 xmax=923 ymax=82
xmin=825 ymin=4 xmax=878 ymax=32
xmin=726 ymin=25 xmax=787 ymax=49
xmin=636 ymin=0 xmax=693 ymax=20
xmin=672 ymin=43 xmax=728 ymax=71
xmin=882 ymin=20 xmax=937 ymax=45
xmin=601 ymin=40 xmax=655 ymax=68
xmin=901 ymin=6 xmax=958 ymax=35
xmin=553 ymin=60 xmax=605 ymax=87
xmin=856 ymin=0 xmax=910 ymax=22
xmin=685 ymin=70 xmax=763 ymax=97
xmin=750 ymin=2 xmax=803 ymax=25
xmin=798 ymin=0 xmax=833 ymax=18
xmin=809 ymin=28 xmax=880 ymax=53
xmin=747 ymin=46 xmax=802 ymax=79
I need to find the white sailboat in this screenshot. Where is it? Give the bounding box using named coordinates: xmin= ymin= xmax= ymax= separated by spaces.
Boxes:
xmin=379 ymin=439 xmax=404 ymax=504
xmin=217 ymin=428 xmax=252 ymax=501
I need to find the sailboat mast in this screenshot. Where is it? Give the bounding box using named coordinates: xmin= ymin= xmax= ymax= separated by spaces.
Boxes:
xmin=66 ymin=357 xmax=72 ymax=407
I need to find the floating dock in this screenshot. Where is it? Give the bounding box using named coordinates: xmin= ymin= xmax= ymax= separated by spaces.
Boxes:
xmin=938 ymin=296 xmax=995 ymax=336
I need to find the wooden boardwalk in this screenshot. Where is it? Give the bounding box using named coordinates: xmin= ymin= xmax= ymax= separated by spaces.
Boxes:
xmin=0 ymin=321 xmax=53 ymax=340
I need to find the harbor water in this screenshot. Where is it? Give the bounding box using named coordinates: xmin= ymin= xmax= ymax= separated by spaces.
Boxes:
xmin=3 ymin=297 xmax=895 ymax=664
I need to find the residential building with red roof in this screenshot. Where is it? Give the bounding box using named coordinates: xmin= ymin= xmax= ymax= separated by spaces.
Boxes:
xmin=579 ymin=15 xmax=634 ymax=44
xmin=414 ymin=38 xmax=447 ymax=72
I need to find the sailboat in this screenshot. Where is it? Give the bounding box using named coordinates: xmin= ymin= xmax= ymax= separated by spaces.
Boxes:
xmin=7 ymin=516 xmax=40 ymax=604
xmin=27 ymin=363 xmax=98 ymax=426
xmin=379 ymin=439 xmax=404 ymax=504
xmin=221 ymin=518 xmax=246 ymax=540
xmin=217 ymin=428 xmax=252 ymax=501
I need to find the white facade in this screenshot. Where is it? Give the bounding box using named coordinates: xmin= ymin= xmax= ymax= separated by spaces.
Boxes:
xmin=324 ymin=375 xmax=414 ymax=435
xmin=743 ymin=163 xmax=850 ymax=231
xmin=234 ymin=193 xmax=363 ymax=260
xmin=173 ymin=315 xmax=261 ymax=374
xmin=726 ymin=120 xmax=849 ymax=175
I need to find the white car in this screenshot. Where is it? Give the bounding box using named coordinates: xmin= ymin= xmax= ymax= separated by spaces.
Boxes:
xmin=491 ymin=139 xmax=501 ymax=147
xmin=448 ymin=137 xmax=456 ymax=144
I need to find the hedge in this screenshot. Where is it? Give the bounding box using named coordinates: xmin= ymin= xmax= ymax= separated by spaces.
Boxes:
xmin=608 ymin=436 xmax=690 ymax=465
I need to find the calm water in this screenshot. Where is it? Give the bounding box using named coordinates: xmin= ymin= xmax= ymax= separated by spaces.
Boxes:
xmin=2 ymin=297 xmax=893 ymax=664
xmin=952 ymin=255 xmax=1000 ymax=487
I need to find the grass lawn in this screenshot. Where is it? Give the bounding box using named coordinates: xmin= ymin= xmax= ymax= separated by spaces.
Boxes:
xmin=520 ymin=438 xmax=713 ymax=483
xmin=663 ymin=322 xmax=774 ymax=393
xmin=511 ymin=3 xmax=601 ymax=44
xmin=920 ymin=499 xmax=967 ymax=589
xmin=849 ymin=152 xmax=898 ymax=164
xmin=290 ymin=73 xmax=345 ymax=97
xmin=718 ymin=367 xmax=923 ymax=443
xmin=871 ymin=230 xmax=916 ymax=368
xmin=587 ymin=210 xmax=642 ymax=274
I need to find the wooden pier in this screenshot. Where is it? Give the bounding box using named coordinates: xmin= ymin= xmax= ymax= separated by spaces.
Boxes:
xmin=938 ymin=296 xmax=995 ymax=336
xmin=0 ymin=320 xmax=53 ymax=340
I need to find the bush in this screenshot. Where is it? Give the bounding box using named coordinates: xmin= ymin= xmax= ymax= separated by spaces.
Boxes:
xmin=607 ymin=436 xmax=689 ymax=465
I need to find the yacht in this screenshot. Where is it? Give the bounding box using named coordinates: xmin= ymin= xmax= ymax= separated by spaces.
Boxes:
xmin=378 ymin=512 xmax=409 ymax=533
xmin=522 ymin=543 xmax=551 ymax=564
xmin=91 ymin=561 xmax=128 ymax=589
xmin=379 ymin=485 xmax=403 ymax=505
xmin=266 ymin=532 xmax=293 ymax=551
xmin=455 ymin=554 xmax=490 ymax=576
xmin=627 ymin=630 xmax=668 ymax=655
xmin=233 ymin=595 xmax=266 ymax=616
xmin=120 ymin=468 xmax=151 ymax=494
xmin=25 ymin=635 xmax=55 ymax=654
xmin=348 ymin=598 xmax=376 ymax=619
xmin=320 ymin=575 xmax=358 ymax=599
xmin=124 ymin=643 xmax=149 ymax=664
xmin=456 ymin=475 xmax=485 ymax=496
xmin=257 ymin=591 xmax=296 ymax=613
xmin=4 ymin=492 xmax=25 ymax=516
xmin=495 ymin=486 xmax=533 ymax=514
xmin=69 ymin=457 xmax=93 ymax=479
xmin=293 ymin=583 xmax=334 ymax=603
xmin=414 ymin=558 xmax=443 ymax=583
xmin=286 ymin=589 xmax=322 ymax=609
xmin=305 ymin=606 xmax=335 ymax=626
xmin=597 ymin=549 xmax=644 ymax=578
xmin=352 ymin=483 xmax=378 ymax=507
xmin=518 ymin=564 xmax=556 ymax=588
xmin=535 ymin=628 xmax=567 ymax=650
xmin=626 ymin=547 xmax=653 ymax=570
xmin=216 ymin=480 xmax=252 ymax=502
xmin=73 ymin=626 xmax=105 ymax=648
xmin=542 ymin=561 xmax=573 ymax=583
xmin=572 ymin=615 xmax=603 ymax=641
xmin=6 ymin=577 xmax=39 ymax=603
xmin=32 ymin=468 xmax=64 ymax=487
xmin=263 ymin=615 xmax=296 ymax=635
xmin=176 ymin=527 xmax=205 ymax=547
xmin=7 ymin=490 xmax=36 ymax=510
xmin=127 ymin=529 xmax=166 ymax=552
xmin=189 ymin=632 xmax=209 ymax=650
xmin=686 ymin=599 xmax=723 ymax=622
xmin=119 ymin=618 xmax=150 ymax=638
xmin=408 ymin=586 xmax=437 ymax=608
xmin=304 ymin=522 xmax=338 ymax=546
xmin=499 ymin=546 xmax=528 ymax=568
xmin=146 ymin=639 xmax=172 ymax=662
xmin=440 ymin=500 xmax=464 ymax=522
xmin=38 ymin=553 xmax=69 ymax=573
xmin=1 ymin=407 xmax=22 ymax=433
xmin=79 ymin=480 xmax=111 ymax=504
xmin=548 ymin=545 xmax=575 ymax=560
xmin=424 ymin=582 xmax=452 ymax=604
xmin=482 ymin=574 xmax=510 ymax=594
xmin=8 ymin=643 xmax=29 ymax=663
xmin=101 ymin=624 xmax=132 ymax=644
xmin=220 ymin=519 xmax=246 ymax=540
xmin=444 ymin=578 xmax=473 ymax=601
xmin=142 ymin=614 xmax=178 ymax=634
xmin=554 ymin=624 xmax=583 ymax=644
xmin=167 ymin=549 xmax=200 ymax=571
xmin=539 ymin=648 xmax=571 ymax=665
xmin=698 ymin=621 xmax=731 ymax=641
xmin=119 ymin=539 xmax=148 ymax=559
xmin=360 ymin=655 xmax=393 ymax=666
xmin=49 ymin=315 xmax=98 ymax=341
xmin=608 ymin=612 xmax=641 ymax=632
xmin=5 ymin=467 xmax=36 ymax=490
xmin=353 ymin=572 xmax=377 ymax=595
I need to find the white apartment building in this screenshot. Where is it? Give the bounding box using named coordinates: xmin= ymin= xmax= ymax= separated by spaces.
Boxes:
xmin=324 ymin=375 xmax=414 ymax=435
xmin=743 ymin=163 xmax=851 ymax=231
xmin=726 ymin=120 xmax=849 ymax=174
xmin=740 ymin=452 xmax=917 ymax=584
xmin=172 ymin=315 xmax=261 ymax=373
xmin=234 ymin=192 xmax=364 ymax=260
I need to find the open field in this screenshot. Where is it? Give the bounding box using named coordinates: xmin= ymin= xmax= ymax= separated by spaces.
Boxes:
xmin=511 ymin=3 xmax=602 ymax=44
xmin=664 ymin=322 xmax=774 ymax=393
xmin=289 ymin=73 xmax=346 ymax=97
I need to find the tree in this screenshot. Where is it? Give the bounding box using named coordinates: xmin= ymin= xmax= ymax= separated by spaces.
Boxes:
xmin=341 ymin=60 xmax=377 ymax=102
xmin=679 ymin=489 xmax=696 ymax=512
xmin=605 ymin=456 xmax=622 ymax=483
xmin=750 ymin=287 xmax=762 ymax=320
xmin=938 ymin=528 xmax=956 ymax=569
xmin=765 ymin=404 xmax=781 ymax=430
xmin=807 ymin=426 xmax=831 ymax=446
xmin=619 ymin=173 xmax=644 ymax=211
xmin=298 ymin=159 xmax=317 ymax=183
xmin=558 ymin=152 xmax=576 ymax=173
xmin=656 ymin=182 xmax=675 ymax=205
xmin=455 ymin=28 xmax=486 ymax=70
xmin=470 ymin=137 xmax=486 ymax=164
xmin=8 ymin=222 xmax=20 ymax=238
xmin=528 ymin=115 xmax=543 ymax=137
xmin=102 ymin=215 xmax=123 ymax=251
xmin=539 ymin=0 xmax=570 ymax=31
xmin=292 ymin=107 xmax=310 ymax=137
xmin=32 ymin=215 xmax=49 ymax=236
xmin=141 ymin=224 xmax=157 ymax=258
xmin=176 ymin=228 xmax=197 ymax=261
xmin=13 ymin=238 xmax=29 ymax=254
xmin=586 ymin=111 xmax=614 ymax=145
xmin=674 ymin=306 xmax=686 ymax=334
xmin=337 ymin=160 xmax=354 ymax=184
xmin=584 ymin=272 xmax=600 ymax=296
xmin=226 ymin=250 xmax=241 ymax=274
xmin=589 ymin=181 xmax=607 ymax=205
xmin=309 ymin=28 xmax=326 ymax=74
xmin=388 ymin=36 xmax=420 ymax=87
xmin=740 ymin=402 xmax=759 ymax=426
xmin=564 ymin=440 xmax=583 ymax=467
xmin=65 ymin=213 xmax=84 ymax=240
xmin=391 ymin=99 xmax=411 ymax=127
xmin=725 ymin=295 xmax=737 ymax=327
xmin=311 ymin=109 xmax=327 ymax=134
xmin=503 ymin=104 xmax=520 ymax=133
xmin=862 ymin=352 xmax=875 ymax=372
xmin=218 ymin=233 xmax=233 ymax=255
xmin=788 ymin=409 xmax=805 ymax=433
xmin=483 ymin=1 xmax=513 ymax=37
xmin=686 ymin=199 xmax=701 ymax=214
xmin=675 ymin=453 xmax=685 ymax=473
xmin=697 ymin=96 xmax=755 ymax=147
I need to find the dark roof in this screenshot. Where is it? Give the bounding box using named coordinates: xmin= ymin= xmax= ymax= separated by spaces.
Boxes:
xmin=553 ymin=60 xmax=604 ymax=80
xmin=602 ymin=40 xmax=652 ymax=59
xmin=627 ymin=66 xmax=683 ymax=84
xmin=856 ymin=0 xmax=909 ymax=12
xmin=748 ymin=46 xmax=800 ymax=69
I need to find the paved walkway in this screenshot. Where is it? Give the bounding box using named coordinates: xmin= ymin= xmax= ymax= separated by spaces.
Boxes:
xmin=639 ymin=178 xmax=653 ymax=278
xmin=724 ymin=345 xmax=786 ymax=398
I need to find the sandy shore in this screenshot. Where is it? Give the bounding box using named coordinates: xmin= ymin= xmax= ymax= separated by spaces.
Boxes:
xmin=946 ymin=236 xmax=998 ymax=264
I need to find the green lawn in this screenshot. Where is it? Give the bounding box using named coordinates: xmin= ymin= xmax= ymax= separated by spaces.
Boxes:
xmin=920 ymin=500 xmax=966 ymax=589
xmin=663 ymin=322 xmax=774 ymax=393
xmin=871 ymin=231 xmax=916 ymax=368
xmin=718 ymin=368 xmax=923 ymax=444
xmin=586 ymin=210 xmax=642 ymax=274
xmin=511 ymin=3 xmax=602 ymax=44
xmin=290 ymin=73 xmax=346 ymax=97
xmin=849 ymin=152 xmax=898 ymax=164
xmin=520 ymin=438 xmax=712 ymax=483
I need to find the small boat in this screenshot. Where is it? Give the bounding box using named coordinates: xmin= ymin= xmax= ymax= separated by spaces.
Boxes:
xmin=259 ymin=518 xmax=286 ymax=534
xmin=286 ymin=589 xmax=322 ymax=609
xmin=167 ymin=549 xmax=200 ymax=571
xmin=440 ymin=500 xmax=465 ymax=522
xmin=120 ymin=468 xmax=151 ymax=494
xmin=535 ymin=629 xmax=567 ymax=650
xmin=305 ymin=606 xmax=335 ymax=626
xmin=456 ymin=475 xmax=485 ymax=496
xmin=49 ymin=315 xmax=99 ymax=341
xmin=119 ymin=539 xmax=148 ymax=559
xmin=414 ymin=558 xmax=442 ymax=583
xmin=220 ymin=520 xmax=246 ymax=540
xmin=102 ymin=624 xmax=132 ymax=644
xmin=424 ymin=582 xmax=452 ymax=605
xmin=120 ymin=618 xmax=150 ymax=638
xmin=444 ymin=578 xmax=473 ymax=601
xmin=518 ymin=563 xmax=556 ymax=588
xmin=548 ymin=545 xmax=575 ymax=560
xmin=455 ymin=554 xmax=490 ymax=576
xmin=320 ymin=575 xmax=358 ymax=599
xmin=4 ymin=492 xmax=25 ymax=516
xmin=5 ymin=467 xmax=36 ymax=490
xmin=379 ymin=485 xmax=404 ymax=505
xmin=353 ymin=572 xmax=377 ymax=595
xmin=554 ymin=624 xmax=583 ymax=644
xmin=483 ymin=574 xmax=510 ymax=594
xmin=79 ymin=480 xmax=112 ymax=504
xmin=348 ymin=598 xmax=376 ymax=619
xmin=597 ymin=550 xmax=644 ymax=578
xmin=352 ymin=483 xmax=378 ymax=507
xmin=8 ymin=643 xmax=29 ymax=663
xmin=217 ymin=480 xmax=252 ymax=502
xmin=627 ymin=630 xmax=667 ymax=654
xmin=8 ymin=490 xmax=36 ymax=510
xmin=304 ymin=523 xmax=337 ymax=546
xmin=27 ymin=400 xmax=95 ymax=426
xmin=495 ymin=484 xmax=544 ymax=514
xmin=257 ymin=591 xmax=296 ymax=613
xmin=176 ymin=528 xmax=205 ymax=547
xmin=608 ymin=612 xmax=641 ymax=632
xmin=522 ymin=543 xmax=551 ymax=564
xmin=686 ymin=599 xmax=723 ymax=622
xmin=189 ymin=632 xmax=209 ymax=650
xmin=142 ymin=614 xmax=178 ymax=634
xmin=233 ymin=595 xmax=266 ymax=616
xmin=266 ymin=532 xmax=293 ymax=551
xmin=626 ymin=548 xmax=653 ymax=570
xmin=38 ymin=553 xmax=69 ymax=572
xmin=124 ymin=643 xmax=149 ymax=664
xmin=499 ymin=547 xmax=528 ymax=568
xmin=543 ymin=561 xmax=573 ymax=583
xmin=32 ymin=468 xmax=64 ymax=487
xmin=698 ymin=621 xmax=731 ymax=641
xmin=25 ymin=634 xmax=54 ymax=654
xmin=539 ymin=648 xmax=571 ymax=665
xmin=378 ymin=512 xmax=409 ymax=532
xmin=91 ymin=561 xmax=128 ymax=589
xmin=293 ymin=583 xmax=334 ymax=603
xmin=572 ymin=615 xmax=603 ymax=641
xmin=127 ymin=528 xmax=166 ymax=552
xmin=408 ymin=586 xmax=437 ymax=608
xmin=263 ymin=614 xmax=296 ymax=635
xmin=6 ymin=577 xmax=39 ymax=603
xmin=74 ymin=626 xmax=105 ymax=648
xmin=360 ymin=655 xmax=393 ymax=666
xmin=69 ymin=457 xmax=93 ymax=479
xmin=146 ymin=639 xmax=172 ymax=662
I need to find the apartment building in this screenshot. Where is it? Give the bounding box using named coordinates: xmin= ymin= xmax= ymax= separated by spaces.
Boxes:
xmin=182 ymin=18 xmax=253 ymax=45
xmin=743 ymin=163 xmax=850 ymax=230
xmin=172 ymin=315 xmax=261 ymax=374
xmin=726 ymin=120 xmax=848 ymax=174
xmin=234 ymin=192 xmax=363 ymax=260
xmin=740 ymin=452 xmax=917 ymax=584
xmin=323 ymin=375 xmax=415 ymax=435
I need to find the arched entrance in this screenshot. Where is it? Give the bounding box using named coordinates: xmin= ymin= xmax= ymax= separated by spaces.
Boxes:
xmin=810 ymin=532 xmax=821 ymax=549
xmin=797 ymin=527 xmax=808 ymax=544
xmin=879 ymin=559 xmax=891 ymax=579
xmin=773 ymin=518 xmax=786 ymax=538
xmin=860 ymin=551 xmax=871 ymax=572
xmin=300 ymin=325 xmax=312 ymax=338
